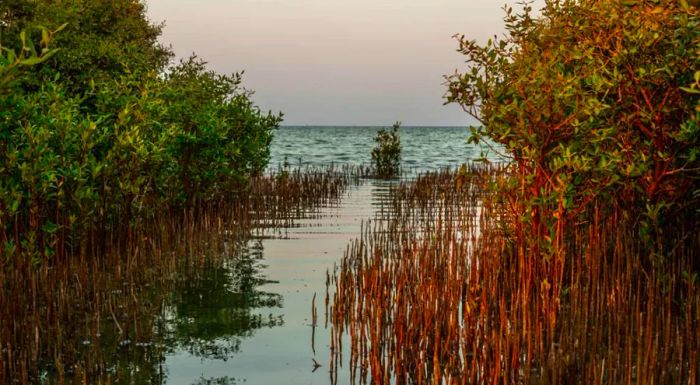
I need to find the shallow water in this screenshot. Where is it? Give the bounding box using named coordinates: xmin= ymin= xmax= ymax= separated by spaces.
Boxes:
xmin=161 ymin=182 xmax=386 ymax=385
xmin=158 ymin=127 xmax=489 ymax=384
xmin=150 ymin=127 xmax=485 ymax=384
xmin=23 ymin=127 xmax=484 ymax=384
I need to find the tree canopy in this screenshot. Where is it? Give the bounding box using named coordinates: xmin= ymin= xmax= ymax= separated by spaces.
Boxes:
xmin=0 ymin=1 xmax=282 ymax=262
xmin=1 ymin=0 xmax=171 ymax=91
xmin=447 ymin=0 xmax=699 ymax=238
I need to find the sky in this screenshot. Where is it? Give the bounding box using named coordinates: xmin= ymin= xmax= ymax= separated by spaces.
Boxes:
xmin=146 ymin=0 xmax=543 ymax=126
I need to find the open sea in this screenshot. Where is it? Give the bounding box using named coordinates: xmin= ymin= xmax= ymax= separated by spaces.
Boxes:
xmin=269 ymin=125 xmax=502 ymax=172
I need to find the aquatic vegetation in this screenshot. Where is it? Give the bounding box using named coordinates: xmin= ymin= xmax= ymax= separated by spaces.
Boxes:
xmin=371 ymin=122 xmax=401 ymax=179
xmin=363 ymin=2 xmax=700 ymax=381
xmin=0 ymin=2 xmax=282 ymax=263
xmin=1 ymin=1 xmax=697 ymax=384
xmin=0 ymin=67 xmax=281 ymax=263
xmin=0 ymin=166 xmax=358 ymax=384
xmin=446 ymin=1 xmax=700 ymax=251
xmin=331 ymin=166 xmax=700 ymax=384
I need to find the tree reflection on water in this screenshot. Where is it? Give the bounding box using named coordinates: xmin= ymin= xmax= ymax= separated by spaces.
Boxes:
xmin=190 ymin=376 xmax=241 ymax=385
xmin=163 ymin=239 xmax=284 ymax=361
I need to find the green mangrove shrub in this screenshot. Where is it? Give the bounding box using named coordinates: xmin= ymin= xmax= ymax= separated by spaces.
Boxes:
xmin=446 ymin=0 xmax=700 ymax=249
xmin=0 ymin=1 xmax=282 ymax=262
xmin=371 ymin=122 xmax=401 ymax=178
xmin=1 ymin=0 xmax=171 ymax=93
xmin=0 ymin=24 xmax=64 ymax=90
xmin=157 ymin=57 xmax=280 ymax=205
xmin=444 ymin=0 xmax=700 ymax=348
xmin=0 ymin=63 xmax=281 ymax=262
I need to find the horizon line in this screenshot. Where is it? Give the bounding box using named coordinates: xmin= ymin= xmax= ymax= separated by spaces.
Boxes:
xmin=280 ymin=124 xmax=470 ymax=128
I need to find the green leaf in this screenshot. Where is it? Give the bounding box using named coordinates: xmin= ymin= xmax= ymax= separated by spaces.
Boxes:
xmin=54 ymin=23 xmax=69 ymax=34
xmin=19 ymin=57 xmax=46 ymax=66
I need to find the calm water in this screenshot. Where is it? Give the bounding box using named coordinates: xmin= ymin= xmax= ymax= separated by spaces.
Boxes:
xmin=162 ymin=183 xmax=383 ymax=385
xmin=94 ymin=127 xmax=489 ymax=384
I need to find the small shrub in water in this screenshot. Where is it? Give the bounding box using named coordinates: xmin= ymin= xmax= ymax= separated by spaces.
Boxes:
xmin=371 ymin=122 xmax=401 ymax=178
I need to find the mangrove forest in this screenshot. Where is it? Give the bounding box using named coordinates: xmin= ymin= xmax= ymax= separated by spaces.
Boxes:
xmin=0 ymin=0 xmax=698 ymax=384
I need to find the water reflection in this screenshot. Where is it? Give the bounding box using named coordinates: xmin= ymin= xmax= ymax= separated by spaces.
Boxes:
xmin=35 ymin=238 xmax=285 ymax=383
xmin=190 ymin=376 xmax=240 ymax=385
xmin=7 ymin=166 xmax=354 ymax=384
xmin=163 ymin=240 xmax=284 ymax=362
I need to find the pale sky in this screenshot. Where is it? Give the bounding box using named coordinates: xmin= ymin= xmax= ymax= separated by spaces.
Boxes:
xmin=146 ymin=1 xmax=543 ymax=126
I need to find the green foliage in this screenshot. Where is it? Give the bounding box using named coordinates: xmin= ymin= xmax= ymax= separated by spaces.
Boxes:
xmin=0 ymin=2 xmax=281 ymax=262
xmin=0 ymin=65 xmax=280 ymax=261
xmin=446 ymin=0 xmax=700 ymax=236
xmin=157 ymin=57 xmax=281 ymax=205
xmin=1 ymin=0 xmax=171 ymax=93
xmin=371 ymin=122 xmax=402 ymax=178
xmin=0 ymin=24 xmax=64 ymax=90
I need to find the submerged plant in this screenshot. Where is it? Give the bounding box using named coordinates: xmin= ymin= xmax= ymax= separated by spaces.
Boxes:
xmin=371 ymin=121 xmax=401 ymax=178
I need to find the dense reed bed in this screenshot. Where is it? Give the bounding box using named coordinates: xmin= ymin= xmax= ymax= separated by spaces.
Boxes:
xmin=331 ymin=166 xmax=699 ymax=384
xmin=0 ymin=166 xmax=359 ymax=384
